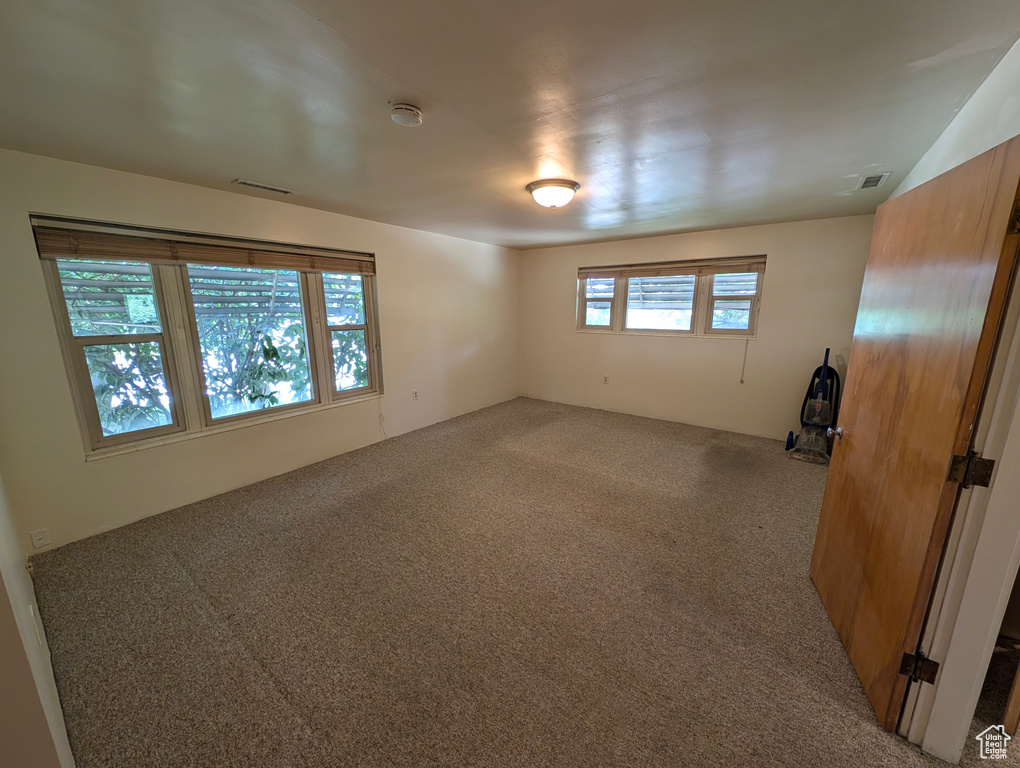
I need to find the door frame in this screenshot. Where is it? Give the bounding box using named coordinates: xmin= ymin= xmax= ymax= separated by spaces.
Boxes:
xmin=900 ymin=228 xmax=1020 ymax=762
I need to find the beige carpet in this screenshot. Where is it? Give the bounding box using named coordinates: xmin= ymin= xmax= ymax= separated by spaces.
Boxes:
xmin=30 ymin=398 xmax=1001 ymax=766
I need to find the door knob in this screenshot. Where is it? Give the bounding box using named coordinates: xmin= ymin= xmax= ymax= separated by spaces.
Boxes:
xmin=827 ymin=427 xmax=843 ymax=440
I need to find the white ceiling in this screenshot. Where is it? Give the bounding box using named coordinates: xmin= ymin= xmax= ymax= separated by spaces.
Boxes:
xmin=2 ymin=0 xmax=1019 ymax=249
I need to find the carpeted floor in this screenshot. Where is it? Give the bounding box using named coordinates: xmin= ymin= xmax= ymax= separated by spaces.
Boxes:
xmin=972 ymin=637 xmax=1020 ymax=763
xmin=29 ymin=398 xmax=1005 ymax=766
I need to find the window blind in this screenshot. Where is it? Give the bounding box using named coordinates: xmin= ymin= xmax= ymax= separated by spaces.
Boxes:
xmin=578 ymin=255 xmax=765 ymax=280
xmin=626 ymin=274 xmax=696 ymax=310
xmin=712 ymin=271 xmax=759 ymax=295
xmin=32 ymin=221 xmax=375 ymax=276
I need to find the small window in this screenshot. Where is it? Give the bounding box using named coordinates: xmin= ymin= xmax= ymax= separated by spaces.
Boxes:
xmin=581 ymin=276 xmax=614 ymax=328
xmin=576 ymin=256 xmax=765 ymax=338
xmin=54 ymin=259 xmax=181 ymax=444
xmin=322 ymin=273 xmax=373 ymax=394
xmin=708 ymin=272 xmax=758 ymax=333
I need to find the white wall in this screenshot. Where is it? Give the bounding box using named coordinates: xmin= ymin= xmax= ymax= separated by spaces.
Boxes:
xmin=519 ymin=216 xmax=874 ymax=439
xmin=0 ymin=474 xmax=75 ymax=768
xmin=894 ymin=38 xmax=1020 ymax=196
xmin=0 ymin=149 xmax=520 ymax=552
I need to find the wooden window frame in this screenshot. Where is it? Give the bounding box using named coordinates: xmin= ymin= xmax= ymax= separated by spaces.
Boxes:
xmin=576 ymin=256 xmax=766 ymax=339
xmin=37 ymin=218 xmax=382 ymax=455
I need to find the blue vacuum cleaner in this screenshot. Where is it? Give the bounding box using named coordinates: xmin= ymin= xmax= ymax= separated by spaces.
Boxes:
xmin=785 ymin=348 xmax=841 ymax=465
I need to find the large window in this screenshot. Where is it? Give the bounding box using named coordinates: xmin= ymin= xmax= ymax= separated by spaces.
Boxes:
xmin=576 ymin=256 xmax=765 ymax=337
xmin=625 ymin=274 xmax=696 ymax=331
xmin=37 ymin=221 xmax=380 ymax=452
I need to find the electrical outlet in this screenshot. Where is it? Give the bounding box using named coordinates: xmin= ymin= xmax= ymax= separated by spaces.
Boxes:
xmin=603 ymin=376 xmax=609 ymax=384
xmin=29 ymin=529 xmax=51 ymax=550
xmin=412 ymin=389 xmax=419 ymax=401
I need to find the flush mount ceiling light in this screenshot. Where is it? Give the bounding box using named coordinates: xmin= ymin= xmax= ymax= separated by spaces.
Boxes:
xmin=526 ymin=179 xmax=580 ymax=208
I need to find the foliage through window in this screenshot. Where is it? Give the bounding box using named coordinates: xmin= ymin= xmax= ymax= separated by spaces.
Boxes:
xmin=39 ymin=222 xmax=379 ymax=451
xmin=322 ymin=273 xmax=370 ymax=392
xmin=187 ymin=265 xmax=313 ymax=419
xmin=577 ymin=257 xmax=765 ymax=337
xmin=56 ymin=259 xmax=177 ymax=437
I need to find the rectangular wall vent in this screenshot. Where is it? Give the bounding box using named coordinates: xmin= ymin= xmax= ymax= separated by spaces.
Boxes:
xmin=231 ymin=178 xmax=294 ymax=195
xmin=858 ymin=172 xmax=891 ymax=190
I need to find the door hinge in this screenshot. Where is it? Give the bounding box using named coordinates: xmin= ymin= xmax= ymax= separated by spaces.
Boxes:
xmin=1011 ymin=200 xmax=1020 ymax=234
xmin=900 ymin=652 xmax=940 ymax=685
xmin=948 ymin=450 xmax=995 ymax=488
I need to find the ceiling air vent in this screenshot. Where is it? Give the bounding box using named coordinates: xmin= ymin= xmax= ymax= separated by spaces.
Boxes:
xmin=230 ymin=178 xmax=293 ymax=195
xmin=858 ymin=172 xmax=891 ymax=190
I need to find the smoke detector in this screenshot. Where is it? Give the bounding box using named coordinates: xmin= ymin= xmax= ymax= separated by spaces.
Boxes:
xmin=391 ymin=103 xmax=423 ymax=127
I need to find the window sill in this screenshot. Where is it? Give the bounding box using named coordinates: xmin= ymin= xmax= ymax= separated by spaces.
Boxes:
xmin=574 ymin=328 xmax=757 ymax=340
xmin=83 ymin=390 xmax=383 ymax=462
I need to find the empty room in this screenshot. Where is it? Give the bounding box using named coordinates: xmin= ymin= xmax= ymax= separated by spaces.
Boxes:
xmin=4 ymin=1 xmax=1020 ymax=766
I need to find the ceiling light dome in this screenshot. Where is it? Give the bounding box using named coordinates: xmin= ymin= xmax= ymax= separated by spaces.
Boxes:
xmin=527 ymin=179 xmax=580 ymax=208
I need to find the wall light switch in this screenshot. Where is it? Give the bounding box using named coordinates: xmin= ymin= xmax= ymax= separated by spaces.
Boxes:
xmin=29 ymin=529 xmax=51 ymax=550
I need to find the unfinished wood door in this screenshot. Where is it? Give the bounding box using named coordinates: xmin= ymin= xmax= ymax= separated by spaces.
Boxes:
xmin=810 ymin=137 xmax=1020 ymax=732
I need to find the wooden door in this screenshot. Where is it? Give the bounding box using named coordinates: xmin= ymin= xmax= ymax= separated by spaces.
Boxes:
xmin=810 ymin=137 xmax=1020 ymax=732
